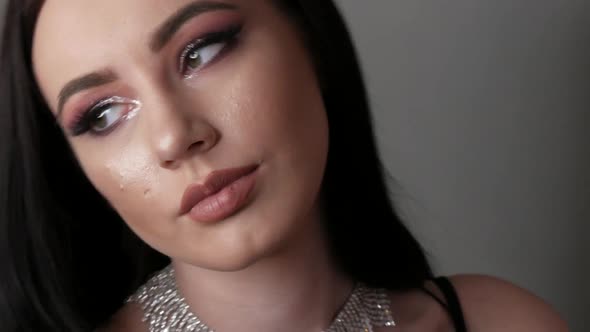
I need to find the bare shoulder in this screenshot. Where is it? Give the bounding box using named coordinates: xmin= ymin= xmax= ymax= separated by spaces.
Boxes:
xmin=95 ymin=302 xmax=148 ymax=332
xmin=448 ymin=274 xmax=569 ymax=331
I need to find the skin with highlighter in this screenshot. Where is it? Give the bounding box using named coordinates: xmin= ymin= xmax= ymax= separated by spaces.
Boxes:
xmin=0 ymin=0 xmax=568 ymax=331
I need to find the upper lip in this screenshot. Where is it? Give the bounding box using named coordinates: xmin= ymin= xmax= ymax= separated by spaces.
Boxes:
xmin=179 ymin=164 xmax=259 ymax=215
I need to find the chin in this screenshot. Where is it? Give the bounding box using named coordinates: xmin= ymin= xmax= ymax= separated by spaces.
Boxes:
xmin=170 ymin=166 xmax=324 ymax=273
xmin=179 ymin=225 xmax=287 ymax=273
xmin=181 ymin=245 xmax=276 ymax=273
xmin=204 ymin=252 xmax=267 ymax=272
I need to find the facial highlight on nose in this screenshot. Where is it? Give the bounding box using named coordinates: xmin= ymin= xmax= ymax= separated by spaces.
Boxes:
xmin=156 ymin=122 xmax=219 ymax=168
xmin=149 ymin=105 xmax=220 ymax=168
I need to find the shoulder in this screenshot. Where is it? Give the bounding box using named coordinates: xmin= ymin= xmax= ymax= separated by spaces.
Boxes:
xmin=94 ymin=302 xmax=148 ymax=332
xmin=447 ymin=274 xmax=569 ymax=331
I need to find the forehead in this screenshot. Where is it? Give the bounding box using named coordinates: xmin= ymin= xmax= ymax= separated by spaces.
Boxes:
xmin=33 ymin=0 xmax=201 ymax=58
xmin=31 ymin=0 xmax=250 ymax=108
xmin=33 ymin=0 xmax=249 ymax=47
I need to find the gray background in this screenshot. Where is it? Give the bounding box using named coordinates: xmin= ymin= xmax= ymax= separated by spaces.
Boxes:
xmin=336 ymin=0 xmax=589 ymax=330
xmin=2 ymin=0 xmax=588 ymax=330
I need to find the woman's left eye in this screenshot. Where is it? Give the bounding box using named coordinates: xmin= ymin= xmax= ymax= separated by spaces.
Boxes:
xmin=184 ymin=42 xmax=225 ymax=72
xmin=179 ymin=24 xmax=242 ymax=77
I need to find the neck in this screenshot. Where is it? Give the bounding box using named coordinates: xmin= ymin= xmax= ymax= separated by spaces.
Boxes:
xmin=172 ymin=212 xmax=354 ymax=332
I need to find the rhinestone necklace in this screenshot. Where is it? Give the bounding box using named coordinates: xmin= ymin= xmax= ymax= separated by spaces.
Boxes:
xmin=127 ymin=265 xmax=396 ymax=332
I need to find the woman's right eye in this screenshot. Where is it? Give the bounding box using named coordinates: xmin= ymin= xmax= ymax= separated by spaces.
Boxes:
xmin=69 ymin=97 xmax=140 ymax=136
xmin=88 ymin=103 xmax=128 ymax=132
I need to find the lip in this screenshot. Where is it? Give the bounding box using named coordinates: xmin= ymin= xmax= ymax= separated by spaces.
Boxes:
xmin=179 ymin=164 xmax=259 ymax=223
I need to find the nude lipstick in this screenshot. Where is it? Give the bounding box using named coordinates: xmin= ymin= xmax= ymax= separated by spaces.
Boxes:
xmin=179 ymin=164 xmax=259 ymax=223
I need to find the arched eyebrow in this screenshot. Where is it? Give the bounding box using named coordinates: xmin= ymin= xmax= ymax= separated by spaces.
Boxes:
xmin=56 ymin=1 xmax=238 ymax=119
xmin=57 ymin=70 xmax=117 ymax=119
xmin=150 ymin=0 xmax=238 ymax=53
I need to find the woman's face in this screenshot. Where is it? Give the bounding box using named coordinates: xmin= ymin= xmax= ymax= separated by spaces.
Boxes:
xmin=32 ymin=0 xmax=329 ymax=271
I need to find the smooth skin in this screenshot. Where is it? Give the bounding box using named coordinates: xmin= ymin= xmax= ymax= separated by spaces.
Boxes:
xmin=32 ymin=0 xmax=568 ymax=331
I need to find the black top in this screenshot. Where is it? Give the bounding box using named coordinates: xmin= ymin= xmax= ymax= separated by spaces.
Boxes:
xmin=420 ymin=276 xmax=468 ymax=332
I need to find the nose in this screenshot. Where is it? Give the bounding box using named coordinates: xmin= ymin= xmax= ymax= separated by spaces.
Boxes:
xmin=145 ymin=95 xmax=219 ymax=168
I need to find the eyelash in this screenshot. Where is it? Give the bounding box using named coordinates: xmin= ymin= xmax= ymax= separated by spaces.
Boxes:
xmin=68 ymin=97 xmax=139 ymax=136
xmin=179 ymin=23 xmax=242 ymax=77
xmin=67 ymin=23 xmax=243 ymax=137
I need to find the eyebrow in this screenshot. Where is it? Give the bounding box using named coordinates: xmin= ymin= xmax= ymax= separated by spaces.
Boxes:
xmin=150 ymin=0 xmax=238 ymax=52
xmin=56 ymin=1 xmax=237 ymax=118
xmin=57 ymin=71 xmax=117 ymax=118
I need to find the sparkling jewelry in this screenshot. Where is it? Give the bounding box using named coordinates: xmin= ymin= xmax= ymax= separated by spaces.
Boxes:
xmin=127 ymin=265 xmax=396 ymax=332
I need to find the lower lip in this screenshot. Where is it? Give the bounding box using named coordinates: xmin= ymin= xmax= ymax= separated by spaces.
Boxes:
xmin=187 ymin=168 xmax=258 ymax=223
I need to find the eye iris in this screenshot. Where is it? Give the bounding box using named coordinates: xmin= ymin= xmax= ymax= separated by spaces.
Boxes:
xmin=187 ymin=48 xmax=202 ymax=69
xmin=92 ymin=110 xmax=110 ymax=131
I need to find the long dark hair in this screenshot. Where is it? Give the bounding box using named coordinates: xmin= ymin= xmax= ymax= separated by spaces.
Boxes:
xmin=0 ymin=0 xmax=432 ymax=330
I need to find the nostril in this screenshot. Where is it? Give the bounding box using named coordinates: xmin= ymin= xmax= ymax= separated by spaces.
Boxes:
xmin=162 ymin=159 xmax=178 ymax=169
xmin=188 ymin=141 xmax=205 ymax=152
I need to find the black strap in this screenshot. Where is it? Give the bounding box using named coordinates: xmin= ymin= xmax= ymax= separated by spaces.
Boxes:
xmin=423 ymin=277 xmax=468 ymax=332
xmin=421 ymin=286 xmax=448 ymax=308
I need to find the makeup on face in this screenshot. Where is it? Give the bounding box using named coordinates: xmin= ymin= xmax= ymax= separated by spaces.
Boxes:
xmin=67 ymin=96 xmax=142 ymax=136
xmin=179 ymin=163 xmax=260 ymax=223
xmin=57 ymin=4 xmax=245 ymax=138
xmin=32 ymin=0 xmax=330 ymax=272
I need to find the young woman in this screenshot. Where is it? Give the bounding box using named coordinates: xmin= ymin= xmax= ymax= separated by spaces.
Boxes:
xmin=0 ymin=0 xmax=567 ymax=331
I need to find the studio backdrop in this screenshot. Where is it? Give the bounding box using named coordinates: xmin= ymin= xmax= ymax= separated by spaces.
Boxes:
xmin=336 ymin=0 xmax=589 ymax=330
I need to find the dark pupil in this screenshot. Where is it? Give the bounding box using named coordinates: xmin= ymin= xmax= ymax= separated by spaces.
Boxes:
xmin=187 ymin=49 xmax=202 ymax=69
xmin=93 ymin=110 xmax=109 ymax=129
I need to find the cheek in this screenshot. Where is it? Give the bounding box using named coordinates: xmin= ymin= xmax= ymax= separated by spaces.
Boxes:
xmin=72 ymin=142 xmax=161 ymax=218
xmin=221 ymin=31 xmax=329 ymax=167
xmin=226 ymin=31 xmax=330 ymax=220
